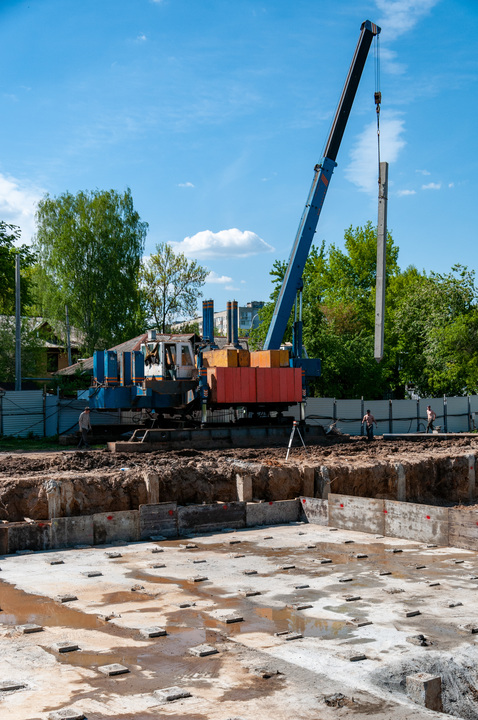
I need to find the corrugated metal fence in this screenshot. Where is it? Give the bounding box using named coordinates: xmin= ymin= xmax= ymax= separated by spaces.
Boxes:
xmin=0 ymin=390 xmax=477 ymax=438
xmin=288 ymin=395 xmax=478 ymax=435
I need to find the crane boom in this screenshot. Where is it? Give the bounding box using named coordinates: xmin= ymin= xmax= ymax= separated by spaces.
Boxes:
xmin=263 ymin=20 xmax=381 ymax=351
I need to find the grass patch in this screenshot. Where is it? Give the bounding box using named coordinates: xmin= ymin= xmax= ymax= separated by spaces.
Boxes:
xmin=0 ymin=435 xmax=60 ymax=452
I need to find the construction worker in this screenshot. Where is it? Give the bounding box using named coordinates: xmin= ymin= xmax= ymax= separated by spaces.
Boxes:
xmin=426 ymin=405 xmax=436 ymax=433
xmin=78 ymin=407 xmax=91 ymax=449
xmin=362 ymin=409 xmax=378 ymax=442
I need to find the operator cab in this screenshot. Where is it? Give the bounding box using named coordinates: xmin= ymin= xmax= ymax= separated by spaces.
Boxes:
xmin=140 ymin=337 xmax=195 ymax=381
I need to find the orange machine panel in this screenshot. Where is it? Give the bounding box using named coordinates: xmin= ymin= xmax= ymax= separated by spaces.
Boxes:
xmin=256 ymin=367 xmax=302 ymax=403
xmin=237 ymin=349 xmax=250 ymax=367
xmin=202 ymin=349 xmax=238 ymax=368
xmin=250 ymin=350 xmax=290 ymax=368
xmin=207 ymin=367 xmax=256 ymax=404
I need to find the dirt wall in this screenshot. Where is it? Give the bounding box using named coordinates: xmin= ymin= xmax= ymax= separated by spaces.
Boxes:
xmin=0 ymin=438 xmax=476 ymax=522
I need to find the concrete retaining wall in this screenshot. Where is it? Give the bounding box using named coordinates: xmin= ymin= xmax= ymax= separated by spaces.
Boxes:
xmin=8 ymin=521 xmax=51 ymax=554
xmin=449 ymin=507 xmax=478 ymax=550
xmin=246 ymin=499 xmax=300 ymax=527
xmin=384 ymin=499 xmax=449 ymax=545
xmin=51 ymin=516 xmax=94 ymax=549
xmin=92 ymin=510 xmax=140 ymax=545
xmin=139 ymin=502 xmax=178 ymax=539
xmin=328 ymin=494 xmax=385 ymax=535
xmin=178 ymin=502 xmax=246 ymax=534
xmin=299 ymin=497 xmax=328 ymax=525
xmin=1 ymin=495 xmax=476 ymax=555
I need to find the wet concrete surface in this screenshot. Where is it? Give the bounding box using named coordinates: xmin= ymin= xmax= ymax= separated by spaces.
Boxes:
xmin=1 ymin=523 xmax=478 ymax=718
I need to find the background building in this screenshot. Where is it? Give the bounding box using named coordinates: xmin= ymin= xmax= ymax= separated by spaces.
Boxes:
xmin=171 ymin=301 xmax=264 ymax=336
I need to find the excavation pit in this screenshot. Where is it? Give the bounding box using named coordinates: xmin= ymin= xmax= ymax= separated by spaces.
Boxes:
xmin=1 ymin=436 xmax=478 ymax=718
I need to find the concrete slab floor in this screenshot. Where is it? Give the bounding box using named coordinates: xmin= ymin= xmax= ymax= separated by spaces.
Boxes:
xmin=2 ymin=525 xmax=478 ymax=719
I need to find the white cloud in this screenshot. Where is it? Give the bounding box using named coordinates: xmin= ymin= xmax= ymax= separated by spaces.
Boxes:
xmin=178 ymin=181 xmax=195 ymax=188
xmin=206 ymin=271 xmax=233 ymax=284
xmin=397 ymin=189 xmax=416 ymax=196
xmin=422 ymin=182 xmax=441 ymax=190
xmin=171 ymin=228 xmax=275 ymax=259
xmin=416 ymin=169 xmax=431 ymax=176
xmin=448 ymin=183 xmax=454 ymax=188
xmin=345 ymin=112 xmax=406 ymax=194
xmin=225 ymin=285 xmax=239 ymax=291
xmin=375 ymin=0 xmax=440 ymax=41
xmin=0 ymin=173 xmax=43 ymax=244
xmin=137 ymin=34 xmax=147 ymax=42
xmin=379 ymin=47 xmax=407 ymax=75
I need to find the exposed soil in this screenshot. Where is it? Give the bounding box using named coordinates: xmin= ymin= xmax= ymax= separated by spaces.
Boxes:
xmin=0 ymin=434 xmax=477 ymax=522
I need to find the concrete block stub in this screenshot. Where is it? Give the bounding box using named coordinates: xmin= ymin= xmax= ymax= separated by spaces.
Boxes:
xmin=236 ymin=473 xmax=253 ymax=502
xmin=406 ymin=673 xmax=442 ymax=712
xmin=48 ymin=711 xmax=86 ymax=720
xmin=144 ymin=471 xmax=160 ymax=504
xmin=154 ymin=686 xmax=192 ymax=702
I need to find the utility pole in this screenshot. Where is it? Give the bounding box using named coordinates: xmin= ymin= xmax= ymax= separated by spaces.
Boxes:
xmin=65 ymin=305 xmax=72 ymax=366
xmin=374 ymin=161 xmax=388 ymax=362
xmin=15 ymin=254 xmax=21 ymax=391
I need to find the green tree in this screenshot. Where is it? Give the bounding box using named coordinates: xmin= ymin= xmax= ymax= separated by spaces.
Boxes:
xmin=251 ymin=223 xmax=401 ymax=398
xmin=392 ymin=265 xmax=478 ymax=396
xmin=33 ymin=188 xmax=148 ymax=354
xmin=0 ymin=316 xmax=43 ymax=381
xmin=0 ymin=221 xmax=36 ymax=314
xmin=141 ymin=243 xmax=208 ymax=333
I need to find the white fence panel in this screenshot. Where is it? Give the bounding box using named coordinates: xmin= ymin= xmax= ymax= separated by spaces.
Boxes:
xmin=470 ymin=396 xmax=478 ymax=429
xmin=2 ymin=390 xmax=44 ymax=437
xmin=335 ymin=399 xmax=362 ymax=436
xmin=364 ymin=400 xmax=390 ymax=436
xmin=392 ymin=399 xmax=418 ymax=433
xmin=45 ymin=394 xmax=59 ymax=436
xmin=304 ymin=397 xmax=335 ymax=426
xmin=419 ymin=398 xmax=444 ymax=432
xmin=447 ymin=396 xmax=469 ymax=433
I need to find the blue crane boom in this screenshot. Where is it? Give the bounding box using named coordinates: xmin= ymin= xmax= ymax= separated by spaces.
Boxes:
xmin=263 ymin=20 xmax=381 ymax=352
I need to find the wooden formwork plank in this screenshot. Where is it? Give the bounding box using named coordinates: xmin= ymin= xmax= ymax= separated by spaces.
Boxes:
xmin=328 ymin=494 xmax=385 ymax=535
xmin=449 ymin=507 xmax=478 ymax=550
xmin=384 ymin=500 xmax=448 ymax=545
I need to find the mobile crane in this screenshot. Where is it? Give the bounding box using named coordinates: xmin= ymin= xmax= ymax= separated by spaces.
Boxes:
xmin=264 ymin=20 xmax=381 ymax=380
xmin=81 ymin=20 xmax=380 ymax=427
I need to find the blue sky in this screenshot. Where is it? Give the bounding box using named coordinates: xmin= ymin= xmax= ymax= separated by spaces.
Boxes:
xmin=1 ymin=0 xmax=477 ymax=316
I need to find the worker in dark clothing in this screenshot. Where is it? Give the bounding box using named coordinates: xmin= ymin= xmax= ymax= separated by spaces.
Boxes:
xmin=78 ymin=407 xmax=91 ymax=449
xmin=362 ymin=409 xmax=378 ymax=441
xmin=426 ymin=405 xmax=436 ymax=433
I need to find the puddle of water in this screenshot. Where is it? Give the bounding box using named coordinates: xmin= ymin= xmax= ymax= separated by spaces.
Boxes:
xmin=254 ymin=605 xmax=353 ymax=639
xmin=0 ymin=580 xmax=104 ymax=631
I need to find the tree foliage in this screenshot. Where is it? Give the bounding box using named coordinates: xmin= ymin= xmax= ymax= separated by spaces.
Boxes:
xmin=0 ymin=316 xmax=43 ymax=382
xmin=0 ymin=221 xmax=36 ymax=314
xmin=33 ymin=188 xmax=148 ymax=354
xmin=141 ymin=242 xmax=208 ymax=332
xmin=253 ymin=222 xmax=478 ymax=399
